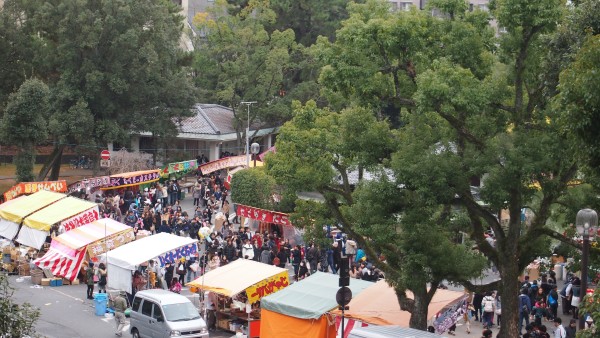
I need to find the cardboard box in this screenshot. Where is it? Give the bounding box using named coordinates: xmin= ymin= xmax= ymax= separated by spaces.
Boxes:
xmin=217 ymin=318 xmax=230 ymax=330
xmin=62 ymin=278 xmax=71 ymax=285
xmin=41 ymin=278 xmax=51 ymax=286
xmin=71 ymin=278 xmax=80 ymax=285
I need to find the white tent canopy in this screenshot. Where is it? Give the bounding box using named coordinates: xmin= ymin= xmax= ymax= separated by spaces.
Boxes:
xmin=106 ymin=233 xmax=197 ymax=293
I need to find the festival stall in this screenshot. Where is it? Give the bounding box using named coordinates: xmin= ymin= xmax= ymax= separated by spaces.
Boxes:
xmin=330 ymin=280 xmax=466 ymax=336
xmin=235 ymin=203 xmax=302 ymax=245
xmin=187 ymin=259 xmax=290 ymax=337
xmin=3 ymin=180 xmax=68 ymax=201
xmin=33 ymin=218 xmax=134 ymax=281
xmin=18 ymin=197 xmax=99 ymax=249
xmin=0 ymin=190 xmax=66 ymax=241
xmin=106 ymin=233 xmax=197 ymax=293
xmin=260 ymin=272 xmax=373 ymax=338
xmin=101 ymin=169 xmax=161 ymax=191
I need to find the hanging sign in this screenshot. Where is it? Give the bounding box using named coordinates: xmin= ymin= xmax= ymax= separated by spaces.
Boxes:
xmin=199 ymin=155 xmax=247 ymax=175
xmin=60 ymin=206 xmax=100 ymax=232
xmin=245 ymin=271 xmax=290 ymax=304
xmin=160 ymin=160 xmax=198 ymax=178
xmin=4 ymin=180 xmax=68 ymax=201
xmin=157 ymin=243 xmax=198 ymax=266
xmin=67 ymin=176 xmax=111 ymax=193
xmin=87 ymin=230 xmax=135 ymax=257
xmin=433 ymin=296 xmax=468 ymax=334
xmin=103 ymin=170 xmax=161 ymax=189
xmin=236 ymin=204 xmax=292 ymax=226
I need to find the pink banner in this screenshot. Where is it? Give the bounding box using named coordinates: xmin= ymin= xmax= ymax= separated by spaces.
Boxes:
xmin=60 ymin=206 xmax=100 ymax=232
xmin=199 ymin=155 xmax=247 ymax=175
xmin=236 ymin=204 xmax=292 ymax=226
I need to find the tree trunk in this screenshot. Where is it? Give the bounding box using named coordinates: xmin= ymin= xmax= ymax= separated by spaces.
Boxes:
xmin=496 ymin=253 xmax=521 ymax=338
xmin=409 ymin=290 xmax=431 ymax=330
xmin=48 ymin=145 xmax=64 ymax=181
xmin=37 ymin=144 xmax=64 ymax=181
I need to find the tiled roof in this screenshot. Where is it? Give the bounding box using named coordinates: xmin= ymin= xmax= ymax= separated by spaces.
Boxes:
xmin=178 ymin=104 xmax=237 ymax=135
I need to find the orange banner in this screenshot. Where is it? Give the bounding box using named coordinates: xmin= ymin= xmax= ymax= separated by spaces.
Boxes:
xmin=4 ymin=180 xmax=67 ymax=201
xmin=245 ymin=271 xmax=290 ymax=304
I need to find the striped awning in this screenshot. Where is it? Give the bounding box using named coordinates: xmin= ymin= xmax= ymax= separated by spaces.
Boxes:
xmin=33 ymin=246 xmax=87 ymax=281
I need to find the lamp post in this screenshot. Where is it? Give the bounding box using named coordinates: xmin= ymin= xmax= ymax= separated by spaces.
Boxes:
xmin=241 ymin=101 xmax=257 ymax=167
xmin=250 ymin=142 xmax=260 ymax=167
xmin=575 ymin=208 xmax=597 ymax=330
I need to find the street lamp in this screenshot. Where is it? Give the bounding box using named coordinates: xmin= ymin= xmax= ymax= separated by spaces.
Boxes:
xmin=241 ymin=101 xmax=257 ymax=167
xmin=575 ymin=208 xmax=597 ymax=330
xmin=250 ymin=142 xmax=260 ymax=167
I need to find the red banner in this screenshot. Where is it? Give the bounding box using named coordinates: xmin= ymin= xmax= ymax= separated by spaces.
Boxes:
xmin=4 ymin=180 xmax=67 ymax=201
xmin=236 ymin=204 xmax=292 ymax=226
xmin=60 ymin=206 xmax=100 ymax=232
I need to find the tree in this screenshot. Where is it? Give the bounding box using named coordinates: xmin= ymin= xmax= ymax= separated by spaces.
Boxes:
xmin=192 ymin=0 xmax=300 ymax=152
xmin=266 ymin=100 xmax=487 ymax=329
xmin=8 ymin=0 xmax=196 ymax=179
xmin=0 ymin=273 xmax=40 ymax=337
xmin=577 ymin=289 xmax=600 ymax=338
xmin=230 ymin=168 xmax=276 ymax=210
xmin=0 ymin=79 xmax=50 ymax=182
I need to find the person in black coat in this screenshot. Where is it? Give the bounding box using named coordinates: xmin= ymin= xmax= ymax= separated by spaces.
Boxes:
xmin=164 ymin=262 xmax=174 ymax=289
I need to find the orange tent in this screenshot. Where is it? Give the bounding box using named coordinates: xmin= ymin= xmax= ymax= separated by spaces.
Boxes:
xmin=330 ymin=280 xmax=466 ymax=327
xmin=260 ymin=309 xmax=336 ymax=338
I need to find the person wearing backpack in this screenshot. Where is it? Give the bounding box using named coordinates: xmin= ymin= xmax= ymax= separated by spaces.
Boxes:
xmin=519 ymin=288 xmax=532 ymax=335
xmin=547 ymin=284 xmax=559 ymax=320
xmin=481 ymin=291 xmax=496 ymax=329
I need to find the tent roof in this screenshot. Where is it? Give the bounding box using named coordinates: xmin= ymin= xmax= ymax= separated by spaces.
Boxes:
xmin=53 ymin=218 xmax=132 ymax=250
xmin=106 ymin=233 xmax=197 ymax=270
xmin=187 ymin=259 xmax=288 ymax=297
xmin=23 ymin=196 xmax=97 ymax=231
xmin=0 ymin=191 xmax=66 ymax=223
xmin=261 ymin=272 xmax=373 ymax=319
xmin=330 ymin=280 xmax=466 ymax=327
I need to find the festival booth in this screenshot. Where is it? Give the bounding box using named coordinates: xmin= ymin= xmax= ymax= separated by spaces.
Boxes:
xmin=100 ymin=169 xmax=161 ymax=191
xmin=187 ymin=259 xmax=290 ymax=337
xmin=3 ymin=180 xmax=68 ymax=201
xmin=0 ymin=190 xmax=66 ymax=241
xmin=260 ymin=272 xmax=373 ymax=338
xmin=19 ymin=197 xmax=99 ymax=250
xmin=33 ymin=218 xmax=134 ymax=281
xmin=106 ymin=233 xmax=197 ymax=293
xmin=235 ymin=203 xmax=301 ymax=243
xmin=330 ymin=280 xmax=466 ymax=336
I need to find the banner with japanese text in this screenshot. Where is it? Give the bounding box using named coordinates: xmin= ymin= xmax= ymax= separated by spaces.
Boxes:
xmin=4 ymin=180 xmax=67 ymax=201
xmin=67 ymin=176 xmax=111 ymax=193
xmin=433 ymin=296 xmax=468 ymax=334
xmin=236 ymin=204 xmax=292 ymax=226
xmin=245 ymin=271 xmax=290 ymax=304
xmin=103 ymin=170 xmax=161 ymax=190
xmin=160 ymin=160 xmax=198 ymax=178
xmin=157 ymin=243 xmax=198 ymax=266
xmin=60 ymin=206 xmax=100 ymax=232
xmin=86 ymin=229 xmax=135 ymax=257
xmin=199 ymin=155 xmax=247 ymax=175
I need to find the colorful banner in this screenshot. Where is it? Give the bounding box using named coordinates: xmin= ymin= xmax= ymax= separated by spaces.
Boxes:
xmin=236 ymin=204 xmax=292 ymax=226
xmin=60 ymin=206 xmax=100 ymax=232
xmin=160 ymin=160 xmax=198 ymax=178
xmin=157 ymin=243 xmax=198 ymax=266
xmin=67 ymin=176 xmax=111 ymax=193
xmin=4 ymin=180 xmax=67 ymax=201
xmin=199 ymin=155 xmax=247 ymax=175
xmin=103 ymin=170 xmax=161 ymax=190
xmin=87 ymin=230 xmax=135 ymax=257
xmin=246 ymin=270 xmax=290 ymax=304
xmin=433 ymin=296 xmax=468 ymax=334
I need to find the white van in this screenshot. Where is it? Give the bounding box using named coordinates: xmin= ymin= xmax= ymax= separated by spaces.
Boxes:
xmin=130 ymin=289 xmax=209 ymax=338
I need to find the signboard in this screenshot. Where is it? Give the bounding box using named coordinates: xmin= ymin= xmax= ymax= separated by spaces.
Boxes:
xmin=245 ymin=271 xmax=290 ymax=304
xmin=60 ymin=206 xmax=100 ymax=232
xmin=199 ymin=155 xmax=247 ymax=175
xmin=100 ymin=150 xmax=111 ymax=160
xmin=160 ymin=160 xmax=198 ymax=178
xmin=103 ymin=170 xmax=161 ymax=189
xmin=87 ymin=230 xmax=135 ymax=257
xmin=236 ymin=204 xmax=292 ymax=226
xmin=4 ymin=180 xmax=68 ymax=201
xmin=67 ymin=176 xmax=111 ymax=193
xmin=100 ymin=159 xmax=111 ymax=168
xmin=157 ymin=243 xmax=198 ymax=266
xmin=433 ymin=296 xmax=468 ymax=334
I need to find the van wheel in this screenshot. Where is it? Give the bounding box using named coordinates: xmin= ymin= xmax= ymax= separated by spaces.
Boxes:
xmin=132 ymin=328 xmax=141 ymax=338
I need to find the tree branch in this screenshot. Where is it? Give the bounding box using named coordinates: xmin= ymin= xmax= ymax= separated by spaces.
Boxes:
xmin=460 ymin=279 xmax=502 ymax=294
xmin=437 ymin=111 xmax=485 ymax=151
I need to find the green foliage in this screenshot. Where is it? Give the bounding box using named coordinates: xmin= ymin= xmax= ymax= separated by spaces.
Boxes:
xmin=230 ymin=168 xmax=276 ymax=210
xmin=0 ymin=273 xmax=40 ymax=337
xmin=577 ymin=289 xmax=600 ymax=338
xmin=0 ymin=78 xmax=50 ymax=182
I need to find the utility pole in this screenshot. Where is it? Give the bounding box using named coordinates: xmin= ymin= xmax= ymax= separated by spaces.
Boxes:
xmin=240 ymin=102 xmax=257 ymax=167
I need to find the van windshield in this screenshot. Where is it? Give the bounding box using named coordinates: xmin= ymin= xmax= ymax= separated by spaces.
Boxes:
xmin=163 ymin=302 xmax=201 ymax=322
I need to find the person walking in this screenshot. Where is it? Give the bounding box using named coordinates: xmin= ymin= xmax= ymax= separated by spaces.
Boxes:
xmin=481 ymin=291 xmax=495 ymax=329
xmin=86 ymin=262 xmax=95 ymax=300
xmin=553 ymin=318 xmax=566 ymax=338
xmin=565 ymin=318 xmax=576 ymax=338
xmin=113 ymin=291 xmax=128 ymax=337
xmin=519 ymin=288 xmax=532 ymax=335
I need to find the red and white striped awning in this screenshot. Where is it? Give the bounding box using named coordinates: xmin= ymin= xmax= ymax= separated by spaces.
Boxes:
xmin=33 ymin=246 xmax=87 ymax=281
